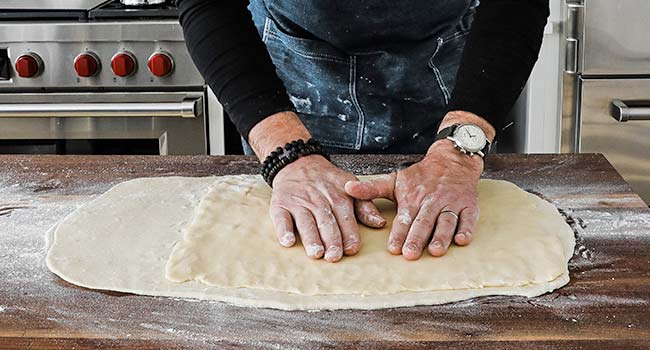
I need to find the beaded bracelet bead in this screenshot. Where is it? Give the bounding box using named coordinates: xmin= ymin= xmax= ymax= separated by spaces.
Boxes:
xmin=261 ymin=138 xmax=330 ymax=187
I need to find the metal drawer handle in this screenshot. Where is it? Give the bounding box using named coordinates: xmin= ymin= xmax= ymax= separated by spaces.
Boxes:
xmin=610 ymin=100 xmax=650 ymax=122
xmin=0 ymin=98 xmax=201 ymax=118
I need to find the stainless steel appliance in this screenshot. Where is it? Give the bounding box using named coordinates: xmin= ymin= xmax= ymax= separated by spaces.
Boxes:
xmin=120 ymin=0 xmax=167 ymax=6
xmin=561 ymin=0 xmax=650 ymax=204
xmin=0 ymin=0 xmax=224 ymax=155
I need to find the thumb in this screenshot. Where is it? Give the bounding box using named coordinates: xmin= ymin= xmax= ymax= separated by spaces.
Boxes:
xmin=355 ymin=199 xmax=387 ymax=228
xmin=344 ymin=174 xmax=396 ymax=201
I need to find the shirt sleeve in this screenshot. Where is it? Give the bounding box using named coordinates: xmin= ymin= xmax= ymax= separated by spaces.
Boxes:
xmin=447 ymin=0 xmax=550 ymax=131
xmin=177 ymin=0 xmax=295 ymax=141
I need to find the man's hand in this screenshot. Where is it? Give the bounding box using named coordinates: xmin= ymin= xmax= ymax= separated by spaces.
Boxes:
xmin=344 ymin=111 xmax=493 ymax=260
xmin=248 ymin=111 xmax=386 ymax=262
xmin=269 ymin=154 xmax=387 ymax=262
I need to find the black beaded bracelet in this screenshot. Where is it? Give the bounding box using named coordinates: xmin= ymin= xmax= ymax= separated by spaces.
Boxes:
xmin=261 ymin=138 xmax=330 ymax=187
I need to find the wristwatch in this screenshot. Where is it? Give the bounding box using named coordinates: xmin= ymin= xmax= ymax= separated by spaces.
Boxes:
xmin=434 ymin=123 xmax=491 ymax=158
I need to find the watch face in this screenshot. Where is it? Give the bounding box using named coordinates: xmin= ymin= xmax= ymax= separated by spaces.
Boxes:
xmin=453 ymin=124 xmax=487 ymax=152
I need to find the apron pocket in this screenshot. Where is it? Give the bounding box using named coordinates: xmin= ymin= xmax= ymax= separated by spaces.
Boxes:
xmin=262 ymin=17 xmax=363 ymax=150
xmin=427 ymin=4 xmax=474 ymax=106
xmin=427 ymin=30 xmax=469 ymax=105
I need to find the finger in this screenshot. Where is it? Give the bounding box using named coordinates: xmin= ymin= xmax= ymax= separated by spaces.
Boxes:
xmin=354 ymin=199 xmax=387 ymax=228
xmin=428 ymin=207 xmax=460 ymax=257
xmin=312 ymin=205 xmax=344 ymax=262
xmin=387 ymin=204 xmax=418 ymax=255
xmin=291 ymin=208 xmax=324 ymax=259
xmin=270 ymin=206 xmax=296 ymax=247
xmin=402 ymin=197 xmax=437 ymax=260
xmin=455 ymin=206 xmax=479 ymax=246
xmin=329 ymin=195 xmax=361 ymax=256
xmin=344 ymin=174 xmax=396 ymax=201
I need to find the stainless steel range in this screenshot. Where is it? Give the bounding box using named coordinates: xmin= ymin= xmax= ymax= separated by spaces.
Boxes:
xmin=561 ymin=0 xmax=650 ymax=204
xmin=0 ymin=0 xmax=224 ymax=155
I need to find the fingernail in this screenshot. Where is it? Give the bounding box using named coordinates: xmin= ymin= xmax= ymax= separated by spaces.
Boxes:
xmin=343 ymin=237 xmax=359 ymax=253
xmin=279 ymin=232 xmax=295 ymax=247
xmin=405 ymin=243 xmax=419 ymax=253
xmin=306 ymin=244 xmax=324 ymax=258
xmin=458 ymin=231 xmax=472 ymax=241
xmin=371 ymin=214 xmax=386 ymax=226
xmin=387 ymin=241 xmax=401 ymax=252
xmin=324 ymin=246 xmax=342 ymax=261
xmin=431 ymin=241 xmax=442 ymax=249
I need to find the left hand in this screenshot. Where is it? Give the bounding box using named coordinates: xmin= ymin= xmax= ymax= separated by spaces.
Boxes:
xmin=344 ymin=111 xmax=494 ymax=260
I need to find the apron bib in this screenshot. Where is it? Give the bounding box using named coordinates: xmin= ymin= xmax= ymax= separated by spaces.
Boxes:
xmin=247 ymin=0 xmax=476 ymax=154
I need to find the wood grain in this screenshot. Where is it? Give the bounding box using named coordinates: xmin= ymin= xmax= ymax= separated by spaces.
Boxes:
xmin=1 ymin=154 xmax=649 ymax=350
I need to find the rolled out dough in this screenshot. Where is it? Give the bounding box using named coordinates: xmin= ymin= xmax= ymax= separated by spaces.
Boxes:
xmin=46 ymin=175 xmax=575 ymax=310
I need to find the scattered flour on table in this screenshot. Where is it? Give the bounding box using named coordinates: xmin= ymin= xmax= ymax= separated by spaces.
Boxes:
xmin=0 ymin=175 xmax=409 ymax=346
xmin=0 ymin=173 xmax=109 ymax=326
xmin=2 ymin=164 xmax=648 ymax=347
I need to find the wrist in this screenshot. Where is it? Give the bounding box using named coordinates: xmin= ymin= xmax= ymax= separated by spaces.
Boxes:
xmin=281 ymin=153 xmax=329 ymax=171
xmin=426 ymin=140 xmax=484 ymax=172
xmin=261 ymin=139 xmax=330 ymax=187
xmin=272 ymin=153 xmax=330 ymax=185
xmin=248 ymin=111 xmax=312 ymax=160
xmin=438 ymin=111 xmax=496 ymax=143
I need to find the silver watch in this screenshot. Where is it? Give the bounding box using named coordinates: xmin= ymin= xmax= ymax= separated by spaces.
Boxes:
xmin=434 ymin=123 xmax=491 ymax=158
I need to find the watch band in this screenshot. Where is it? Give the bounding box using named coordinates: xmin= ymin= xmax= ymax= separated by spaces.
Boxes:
xmin=435 ymin=124 xmax=491 ymax=158
xmin=434 ymin=124 xmax=458 ymax=142
xmin=480 ymin=141 xmax=491 ymax=158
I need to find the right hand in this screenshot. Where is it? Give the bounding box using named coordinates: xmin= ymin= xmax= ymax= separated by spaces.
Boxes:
xmin=269 ymin=154 xmax=387 ymax=262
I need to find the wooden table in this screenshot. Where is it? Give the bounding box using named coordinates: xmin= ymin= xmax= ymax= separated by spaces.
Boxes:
xmin=1 ymin=154 xmax=649 ymax=349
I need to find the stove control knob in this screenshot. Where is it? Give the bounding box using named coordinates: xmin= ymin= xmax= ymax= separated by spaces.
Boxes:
xmin=111 ymin=51 xmax=137 ymax=77
xmin=74 ymin=52 xmax=100 ymax=78
xmin=148 ymin=51 xmax=174 ymax=77
xmin=15 ymin=53 xmax=43 ymax=78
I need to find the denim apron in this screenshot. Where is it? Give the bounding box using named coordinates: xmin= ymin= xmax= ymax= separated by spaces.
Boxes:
xmin=245 ymin=0 xmax=477 ymax=154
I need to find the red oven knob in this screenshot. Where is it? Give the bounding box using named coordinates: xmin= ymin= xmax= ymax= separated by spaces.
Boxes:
xmin=148 ymin=51 xmax=174 ymax=77
xmin=111 ymin=52 xmax=136 ymax=77
xmin=74 ymin=52 xmax=100 ymax=77
xmin=15 ymin=53 xmax=42 ymax=78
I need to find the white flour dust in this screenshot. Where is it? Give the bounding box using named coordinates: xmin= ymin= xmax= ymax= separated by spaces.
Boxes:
xmin=396 ymin=208 xmax=412 ymax=225
xmin=3 ymin=154 xmax=649 ymax=347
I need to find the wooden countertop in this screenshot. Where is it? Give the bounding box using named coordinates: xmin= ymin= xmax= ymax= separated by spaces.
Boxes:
xmin=1 ymin=154 xmax=649 ymax=349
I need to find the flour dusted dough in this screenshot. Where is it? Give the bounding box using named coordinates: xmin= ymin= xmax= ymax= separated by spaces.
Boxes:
xmin=46 ymin=175 xmax=575 ymax=310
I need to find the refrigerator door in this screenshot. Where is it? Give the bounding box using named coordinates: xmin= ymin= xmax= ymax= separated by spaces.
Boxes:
xmin=579 ymin=78 xmax=650 ymax=204
xmin=579 ymin=0 xmax=650 ymax=75
xmin=0 ymin=0 xmax=107 ymax=10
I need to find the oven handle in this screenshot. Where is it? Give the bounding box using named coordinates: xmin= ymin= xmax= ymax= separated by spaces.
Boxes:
xmin=0 ymin=98 xmax=201 ymax=118
xmin=610 ymin=99 xmax=650 ymax=122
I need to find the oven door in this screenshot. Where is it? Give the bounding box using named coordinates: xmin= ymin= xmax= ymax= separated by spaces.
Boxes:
xmin=579 ymin=78 xmax=650 ymax=204
xmin=0 ymin=91 xmax=206 ymax=155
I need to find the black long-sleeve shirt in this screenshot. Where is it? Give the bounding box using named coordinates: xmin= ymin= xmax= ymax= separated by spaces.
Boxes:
xmin=178 ymin=0 xmax=549 ymax=141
